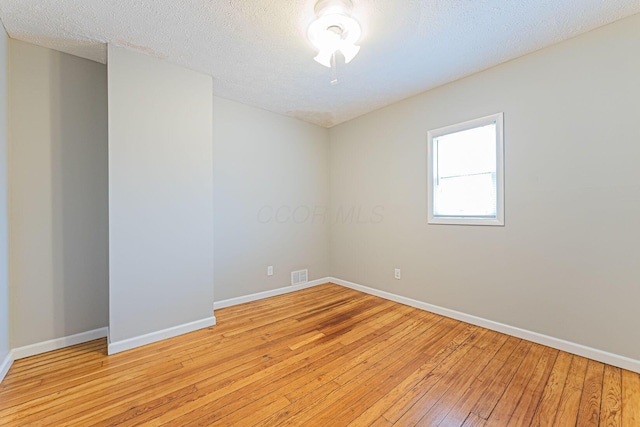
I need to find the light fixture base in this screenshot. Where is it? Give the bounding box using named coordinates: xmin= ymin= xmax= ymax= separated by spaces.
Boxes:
xmin=308 ymin=0 xmax=361 ymax=71
xmin=314 ymin=0 xmax=353 ymax=17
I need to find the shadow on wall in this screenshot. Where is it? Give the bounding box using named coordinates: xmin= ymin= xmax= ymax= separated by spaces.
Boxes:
xmin=49 ymin=50 xmax=109 ymax=338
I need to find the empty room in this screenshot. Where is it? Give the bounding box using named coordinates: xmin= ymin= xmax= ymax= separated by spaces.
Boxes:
xmin=0 ymin=0 xmax=639 ymax=425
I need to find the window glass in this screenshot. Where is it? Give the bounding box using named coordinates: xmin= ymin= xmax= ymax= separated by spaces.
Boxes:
xmin=428 ymin=113 xmax=504 ymax=226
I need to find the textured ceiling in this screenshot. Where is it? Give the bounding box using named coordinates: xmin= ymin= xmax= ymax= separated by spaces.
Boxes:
xmin=1 ymin=0 xmax=638 ymax=127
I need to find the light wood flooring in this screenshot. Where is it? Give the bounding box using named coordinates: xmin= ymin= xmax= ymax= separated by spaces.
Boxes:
xmin=0 ymin=283 xmax=638 ymax=426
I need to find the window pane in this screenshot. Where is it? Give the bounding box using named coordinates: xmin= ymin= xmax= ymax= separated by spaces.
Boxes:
xmin=434 ymin=172 xmax=497 ymax=217
xmin=435 ymin=124 xmax=496 ymax=178
xmin=433 ymin=122 xmax=497 ymax=218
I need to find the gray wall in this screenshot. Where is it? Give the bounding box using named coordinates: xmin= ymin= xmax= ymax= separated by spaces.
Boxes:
xmin=0 ymin=23 xmax=9 ymax=366
xmin=329 ymin=14 xmax=640 ymax=360
xmin=108 ymin=46 xmax=215 ymax=345
xmin=213 ymin=97 xmax=330 ymax=301
xmin=9 ymin=40 xmax=109 ymax=348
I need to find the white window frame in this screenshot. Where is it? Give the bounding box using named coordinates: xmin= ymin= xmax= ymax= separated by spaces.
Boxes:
xmin=427 ymin=113 xmax=504 ymax=226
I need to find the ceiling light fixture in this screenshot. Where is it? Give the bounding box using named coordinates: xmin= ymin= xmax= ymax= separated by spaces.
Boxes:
xmin=307 ymin=0 xmax=361 ymax=83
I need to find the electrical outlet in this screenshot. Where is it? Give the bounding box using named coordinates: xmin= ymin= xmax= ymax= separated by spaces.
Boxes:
xmin=394 ymin=268 xmax=401 ymax=280
xmin=267 ymin=266 xmax=273 ymax=276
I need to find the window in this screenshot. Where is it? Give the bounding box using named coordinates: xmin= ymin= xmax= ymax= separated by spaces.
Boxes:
xmin=427 ymin=113 xmax=504 ymax=226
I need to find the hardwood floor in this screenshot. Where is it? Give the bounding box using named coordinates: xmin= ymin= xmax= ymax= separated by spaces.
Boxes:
xmin=0 ymin=283 xmax=638 ymax=426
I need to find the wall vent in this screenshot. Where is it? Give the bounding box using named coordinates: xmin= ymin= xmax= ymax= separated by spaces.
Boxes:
xmin=291 ymin=269 xmax=308 ymax=286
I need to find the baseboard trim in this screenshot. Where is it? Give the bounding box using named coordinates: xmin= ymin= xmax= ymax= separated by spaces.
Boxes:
xmin=108 ymin=316 xmax=217 ymax=355
xmin=329 ymin=277 xmax=640 ymax=374
xmin=11 ymin=327 xmax=109 ymax=360
xmin=0 ymin=351 xmax=13 ymax=383
xmin=213 ymin=278 xmax=329 ymax=310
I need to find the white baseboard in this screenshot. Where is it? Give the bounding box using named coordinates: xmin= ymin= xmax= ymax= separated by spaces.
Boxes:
xmin=15 ymin=278 xmax=628 ymax=374
xmin=12 ymin=327 xmax=109 ymax=360
xmin=108 ymin=316 xmax=217 ymax=355
xmin=213 ymin=277 xmax=329 ymax=310
xmin=329 ymin=277 xmax=640 ymax=374
xmin=0 ymin=351 xmax=13 ymax=382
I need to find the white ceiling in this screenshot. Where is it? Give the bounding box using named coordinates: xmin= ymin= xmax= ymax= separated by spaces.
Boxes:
xmin=1 ymin=1 xmax=638 ymax=127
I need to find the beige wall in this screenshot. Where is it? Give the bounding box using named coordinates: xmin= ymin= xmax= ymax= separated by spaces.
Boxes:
xmin=329 ymin=14 xmax=640 ymax=360
xmin=9 ymin=40 xmax=109 ymax=348
xmin=108 ymin=46 xmax=215 ymax=346
xmin=213 ymin=97 xmax=330 ymax=301
xmin=3 ymin=12 xmax=639 ymax=366
xmin=0 ymin=22 xmax=9 ymax=368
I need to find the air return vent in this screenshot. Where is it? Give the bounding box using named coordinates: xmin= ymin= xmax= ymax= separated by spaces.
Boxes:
xmin=291 ymin=269 xmax=308 ymax=286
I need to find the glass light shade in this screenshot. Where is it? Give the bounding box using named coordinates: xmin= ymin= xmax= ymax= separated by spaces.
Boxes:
xmin=314 ymin=49 xmax=334 ymax=67
xmin=339 ymin=43 xmax=360 ymax=63
xmin=307 ymin=4 xmax=361 ymax=68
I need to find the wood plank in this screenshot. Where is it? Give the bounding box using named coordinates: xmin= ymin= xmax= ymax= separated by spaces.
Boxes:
xmin=209 ymin=395 xmax=291 ymax=427
xmin=462 ymin=412 xmax=487 ymax=427
xmin=470 ymin=339 xmax=533 ymax=420
xmin=368 ymin=416 xmax=392 ymax=427
xmin=552 ymin=355 xmax=588 ymax=426
xmin=343 ymin=322 xmax=478 ymax=426
xmin=622 ymin=369 xmax=640 ymax=426
xmin=0 ymin=283 xmax=637 ymax=427
xmin=484 ymin=343 xmax=546 ymax=426
xmin=2 ymin=300 xmax=348 ymax=422
xmin=273 ymin=329 xmax=470 ymax=427
xmin=287 ymin=331 xmax=325 ymax=350
xmin=251 ymin=317 xmax=465 ymax=427
xmin=575 ymin=360 xmax=605 ymax=427
xmin=413 ymin=331 xmax=508 ymax=426
xmin=8 ymin=290 xmax=384 ymax=417
xmin=435 ymin=336 xmax=522 ymax=426
xmin=504 ymin=346 xmax=557 ymax=427
xmin=601 ymin=364 xmax=622 ymax=426
xmin=329 ymin=330 xmax=501 ymax=425
xmin=381 ymin=324 xmax=484 ymax=423
xmin=204 ymin=318 xmax=436 ymax=424
xmin=284 ymin=314 xmax=451 ymax=404
xmin=529 ymin=351 xmax=573 ymax=426
xmin=56 ymin=340 xmax=345 ymax=425
xmin=119 ymin=302 xmax=437 ymax=426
